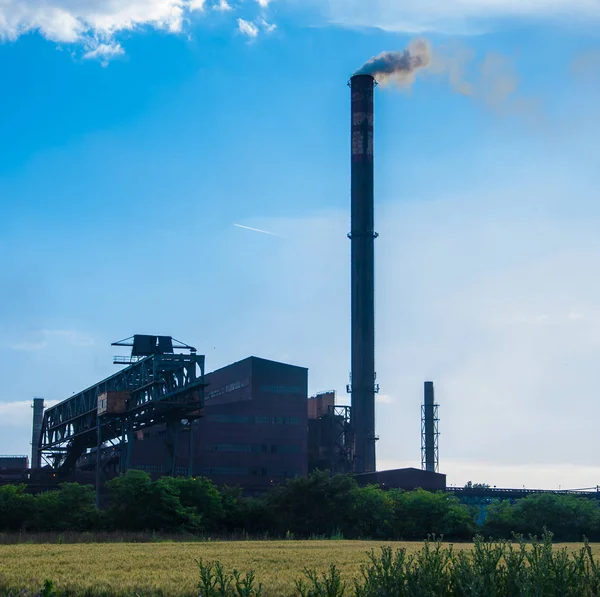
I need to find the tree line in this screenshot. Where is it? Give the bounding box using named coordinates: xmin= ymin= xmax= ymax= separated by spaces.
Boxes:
xmin=1 ymin=470 xmax=599 ymax=541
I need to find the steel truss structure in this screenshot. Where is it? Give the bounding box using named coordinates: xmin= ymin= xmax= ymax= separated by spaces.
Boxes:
xmin=421 ymin=381 xmax=440 ymax=473
xmin=327 ymin=405 xmax=354 ymax=475
xmin=38 ymin=338 xmax=206 ymax=473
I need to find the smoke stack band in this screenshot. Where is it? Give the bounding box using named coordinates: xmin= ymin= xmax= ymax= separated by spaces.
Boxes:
xmin=349 ymin=74 xmax=378 ymax=474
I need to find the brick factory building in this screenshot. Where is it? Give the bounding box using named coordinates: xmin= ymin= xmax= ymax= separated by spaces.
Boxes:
xmin=129 ymin=356 xmax=308 ymax=491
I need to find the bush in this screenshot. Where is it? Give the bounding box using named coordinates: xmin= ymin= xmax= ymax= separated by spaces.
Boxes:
xmin=347 ymin=485 xmax=395 ymax=539
xmin=483 ymin=493 xmax=600 ymax=541
xmin=267 ymin=471 xmax=357 ymax=538
xmin=391 ymin=489 xmax=476 ymax=541
xmin=33 ymin=483 xmax=100 ymax=531
xmin=0 ymin=484 xmax=36 ymax=531
xmin=3 ymin=469 xmax=600 ymax=542
xmin=106 ymin=470 xmax=204 ymax=532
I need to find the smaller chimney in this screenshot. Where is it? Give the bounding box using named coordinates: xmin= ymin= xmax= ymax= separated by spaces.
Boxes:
xmin=421 ymin=382 xmax=439 ymax=473
xmin=31 ymin=397 xmax=45 ymax=469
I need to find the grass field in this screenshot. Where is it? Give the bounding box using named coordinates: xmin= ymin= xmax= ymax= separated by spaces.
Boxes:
xmin=1 ymin=540 xmax=600 ymax=597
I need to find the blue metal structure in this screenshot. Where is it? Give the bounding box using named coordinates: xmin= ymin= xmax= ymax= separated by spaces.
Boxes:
xmin=448 ymin=486 xmax=600 ymax=500
xmin=37 ymin=335 xmax=206 ymax=474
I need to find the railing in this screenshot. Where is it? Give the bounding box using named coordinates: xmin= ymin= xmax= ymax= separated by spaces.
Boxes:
xmin=113 ymin=355 xmax=144 ymax=365
xmin=449 ymin=486 xmax=600 ymax=497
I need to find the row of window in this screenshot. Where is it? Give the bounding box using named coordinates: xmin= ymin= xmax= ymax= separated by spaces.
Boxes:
xmin=198 ymin=467 xmax=301 ymax=478
xmin=205 ymin=381 xmax=248 ymax=401
xmin=131 ymin=464 xmax=301 ymax=478
xmin=208 ymin=443 xmax=301 ymax=454
xmin=260 ymin=385 xmax=305 ymax=395
xmin=205 ymin=415 xmax=302 ymax=425
xmin=132 ymin=464 xmax=164 ymax=473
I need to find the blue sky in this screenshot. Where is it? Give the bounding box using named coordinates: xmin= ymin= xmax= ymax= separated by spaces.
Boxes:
xmin=1 ymin=0 xmax=600 ymax=488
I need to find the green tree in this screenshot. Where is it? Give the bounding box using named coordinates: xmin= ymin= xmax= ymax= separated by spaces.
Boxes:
xmin=0 ymin=484 xmax=36 ymax=531
xmin=482 ymin=499 xmax=515 ymax=538
xmin=106 ymin=470 xmax=200 ymax=532
xmin=32 ymin=483 xmax=100 ymax=531
xmin=391 ymin=489 xmax=476 ymax=540
xmin=484 ymin=494 xmax=600 ymax=541
xmin=348 ymin=485 xmax=395 ymax=539
xmin=267 ymin=470 xmax=357 ymax=537
xmin=219 ymin=486 xmax=271 ymax=535
xmin=158 ymin=476 xmax=223 ymax=532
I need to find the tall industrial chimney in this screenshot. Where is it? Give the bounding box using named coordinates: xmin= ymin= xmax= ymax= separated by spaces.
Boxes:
xmin=421 ymin=382 xmax=439 ymax=473
xmin=31 ymin=397 xmax=44 ymax=469
xmin=348 ymin=74 xmax=378 ymax=474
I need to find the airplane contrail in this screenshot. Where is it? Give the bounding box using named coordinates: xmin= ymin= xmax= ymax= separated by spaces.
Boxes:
xmin=233 ymin=223 xmax=281 ymax=237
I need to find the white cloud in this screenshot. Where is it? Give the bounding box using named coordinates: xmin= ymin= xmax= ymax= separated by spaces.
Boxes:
xmin=0 ymin=0 xmax=595 ymax=58
xmin=0 ymin=1 xmax=191 ymax=43
xmin=237 ymin=17 xmax=259 ymax=37
xmin=0 ymin=400 xmax=58 ymax=429
xmin=0 ymin=0 xmax=271 ymax=59
xmin=214 ymin=0 xmax=233 ymax=12
xmin=83 ymin=42 xmax=125 ymax=66
xmin=10 ymin=341 xmax=48 ymax=352
xmin=312 ymin=0 xmax=600 ymax=32
xmin=42 ymin=330 xmax=95 ymax=347
xmin=376 ymin=394 xmax=395 ymax=404
xmin=189 ymin=0 xmax=208 ymax=10
xmin=258 ymin=17 xmax=277 ymax=32
xmin=9 ymin=329 xmax=95 ymax=351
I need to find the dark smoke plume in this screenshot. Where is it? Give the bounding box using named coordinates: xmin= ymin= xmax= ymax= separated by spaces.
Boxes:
xmin=355 ymin=39 xmax=431 ymax=86
xmin=355 ymin=39 xmax=536 ymax=120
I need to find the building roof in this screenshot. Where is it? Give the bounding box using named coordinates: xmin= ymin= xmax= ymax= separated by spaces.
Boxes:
xmin=206 ymin=355 xmax=308 ymax=376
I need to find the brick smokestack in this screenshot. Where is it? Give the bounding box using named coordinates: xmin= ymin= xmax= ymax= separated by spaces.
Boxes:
xmin=349 ymin=74 xmax=378 ymax=474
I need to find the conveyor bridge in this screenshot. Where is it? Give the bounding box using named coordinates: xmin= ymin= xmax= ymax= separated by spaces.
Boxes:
xmin=37 ymin=335 xmax=206 ymax=474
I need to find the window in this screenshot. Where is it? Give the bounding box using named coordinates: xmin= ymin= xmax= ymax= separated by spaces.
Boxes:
xmin=206 ymin=415 xmax=250 ymax=424
xmin=199 ymin=467 xmax=249 ymax=476
xmin=275 ymin=469 xmax=301 ymax=478
xmin=260 ymin=385 xmax=305 ymax=395
xmin=272 ymin=445 xmax=301 ymax=454
xmin=132 ymin=464 xmax=164 ymax=474
xmin=255 ymin=416 xmax=301 ymax=425
xmin=209 ymin=444 xmax=252 ymax=453
xmin=206 ymin=414 xmax=301 ymax=425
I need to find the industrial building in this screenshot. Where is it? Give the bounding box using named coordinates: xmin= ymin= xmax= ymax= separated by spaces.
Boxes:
xmin=20 ymin=341 xmax=445 ymax=494
xmin=128 ymin=356 xmax=308 ymax=491
xmin=307 ymin=392 xmax=353 ymax=474
xmin=0 ymin=455 xmax=29 ymax=482
xmin=355 ymin=468 xmax=447 ymax=491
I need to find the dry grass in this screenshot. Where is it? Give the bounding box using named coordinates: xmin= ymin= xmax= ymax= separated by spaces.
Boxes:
xmin=1 ymin=540 xmax=600 ymax=596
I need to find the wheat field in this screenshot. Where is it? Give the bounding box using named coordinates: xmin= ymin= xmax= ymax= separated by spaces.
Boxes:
xmin=1 ymin=540 xmax=599 ymax=596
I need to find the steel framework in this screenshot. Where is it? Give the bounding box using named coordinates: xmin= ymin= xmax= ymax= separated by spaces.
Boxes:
xmin=421 ymin=381 xmax=439 ymax=473
xmin=38 ymin=337 xmax=206 ymax=473
xmin=326 ymin=405 xmax=354 ymax=475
